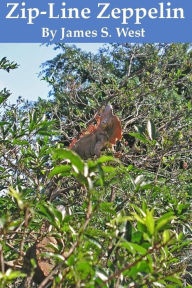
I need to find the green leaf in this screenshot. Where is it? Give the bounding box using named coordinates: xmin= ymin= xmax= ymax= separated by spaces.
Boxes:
xmin=97 ymin=164 xmax=104 ymax=187
xmin=96 ymin=155 xmax=119 ymax=164
xmin=162 ymin=230 xmax=170 ymax=244
xmin=6 ymin=271 xmax=26 ymax=280
xmin=99 ymin=202 xmax=116 ymax=215
xmin=187 ymin=100 xmax=191 ymax=110
xmin=102 ymin=166 xmax=116 ymax=173
xmin=156 ymin=212 xmax=175 ymax=232
xmin=76 ymin=260 xmax=91 ymax=278
xmin=9 ymin=187 xmax=24 ymax=210
xmin=131 ymin=231 xmax=143 ymax=243
xmin=132 ymin=213 xmax=145 ymax=225
xmin=119 ymin=241 xmax=147 ymax=255
xmin=48 ymin=165 xmax=71 ymax=178
xmin=38 ymin=203 xmax=63 ymax=229
xmin=37 ymin=130 xmax=54 ymax=136
xmin=39 ymin=204 xmax=55 ymax=223
xmin=127 ymin=261 xmax=150 ymax=277
xmin=164 ymin=276 xmax=182 ymax=285
xmin=0 ymin=94 xmax=10 ymax=105
xmin=132 ymin=205 xmax=146 ymax=217
xmin=147 ymin=120 xmax=157 ymax=140
xmin=1 ymin=269 xmax=26 ymax=280
xmin=129 ymin=132 xmax=150 ymax=144
xmin=0 ymin=121 xmax=9 ymax=126
xmin=145 ymin=209 xmax=155 ymax=235
xmin=12 ymin=139 xmax=29 ymax=145
xmin=53 ymin=149 xmax=84 ymax=173
xmin=85 ymin=234 xmax=102 ymax=249
xmin=30 ymin=258 xmax=37 ymax=269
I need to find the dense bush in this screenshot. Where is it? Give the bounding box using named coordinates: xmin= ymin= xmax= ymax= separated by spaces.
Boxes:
xmin=0 ymin=43 xmax=191 ymax=287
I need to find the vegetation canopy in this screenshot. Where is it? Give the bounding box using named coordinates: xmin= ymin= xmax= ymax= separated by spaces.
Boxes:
xmin=0 ymin=43 xmax=191 ymax=287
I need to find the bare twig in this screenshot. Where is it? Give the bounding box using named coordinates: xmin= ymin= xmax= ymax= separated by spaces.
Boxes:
xmin=0 ymin=244 xmax=5 ymax=274
xmin=110 ymin=186 xmax=116 ymax=202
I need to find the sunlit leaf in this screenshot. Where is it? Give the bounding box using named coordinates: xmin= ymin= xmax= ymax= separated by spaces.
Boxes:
xmin=96 ymin=155 xmax=119 ymax=164
xmin=9 ymin=187 xmax=24 ymax=210
xmin=145 ymin=209 xmax=155 ymax=235
xmin=163 ymin=230 xmax=170 ymax=244
xmin=119 ymin=241 xmax=147 ymax=255
xmin=48 ymin=165 xmax=71 ymax=178
xmin=156 ymin=212 xmax=175 ymax=232
xmin=129 ymin=132 xmax=150 ymax=144
xmin=53 ymin=149 xmax=84 ymax=173
xmin=85 ymin=234 xmax=102 ymax=249
xmin=147 ymin=120 xmax=157 ymax=140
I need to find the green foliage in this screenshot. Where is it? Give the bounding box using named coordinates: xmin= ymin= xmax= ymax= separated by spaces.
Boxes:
xmin=0 ymin=57 xmax=18 ymax=105
xmin=0 ymin=57 xmax=18 ymax=72
xmin=0 ymin=45 xmax=192 ymax=287
xmin=0 ymin=269 xmax=26 ymax=287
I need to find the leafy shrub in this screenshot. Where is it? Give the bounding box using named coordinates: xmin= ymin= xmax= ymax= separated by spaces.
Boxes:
xmin=0 ymin=44 xmax=192 ymax=287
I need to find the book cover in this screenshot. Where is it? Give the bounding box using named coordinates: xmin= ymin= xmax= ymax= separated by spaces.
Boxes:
xmin=0 ymin=1 xmax=191 ymax=287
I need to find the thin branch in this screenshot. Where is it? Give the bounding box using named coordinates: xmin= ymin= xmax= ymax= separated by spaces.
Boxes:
xmin=0 ymin=244 xmax=5 ymax=274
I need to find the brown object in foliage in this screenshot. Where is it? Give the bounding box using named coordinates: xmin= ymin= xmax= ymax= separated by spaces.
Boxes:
xmin=70 ymin=104 xmax=122 ymax=159
xmin=182 ymin=161 xmax=188 ymax=170
xmin=23 ymin=222 xmax=57 ymax=284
